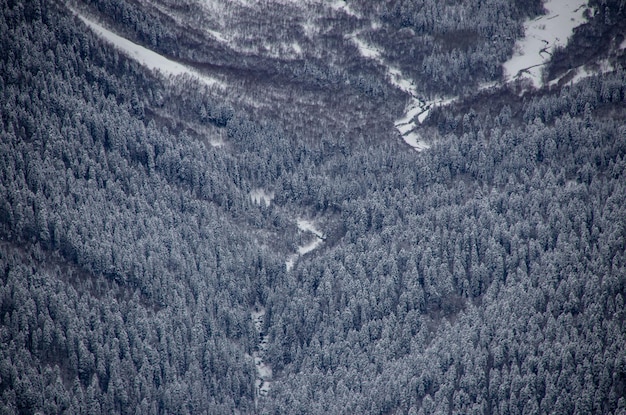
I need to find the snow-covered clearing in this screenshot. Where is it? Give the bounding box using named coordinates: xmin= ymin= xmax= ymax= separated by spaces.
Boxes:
xmin=329 ymin=0 xmax=359 ymax=18
xmin=73 ymin=10 xmax=223 ymax=88
xmin=350 ymin=0 xmax=592 ymax=147
xmin=250 ymin=188 xmax=275 ymax=207
xmin=503 ymin=0 xmax=589 ymax=89
xmin=286 ymin=218 xmax=325 ymax=270
xmin=251 ymin=308 xmax=272 ymax=397
xmin=209 ymin=138 xmax=226 ymax=148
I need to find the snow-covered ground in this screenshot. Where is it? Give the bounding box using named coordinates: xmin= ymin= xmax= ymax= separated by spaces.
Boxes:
xmin=209 ymin=138 xmax=226 ymax=148
xmin=548 ymin=58 xmax=616 ymax=87
xmin=503 ymin=0 xmax=589 ymax=89
xmin=250 ymin=188 xmax=275 ymax=207
xmin=206 ymin=29 xmax=228 ymax=43
xmin=329 ymin=0 xmax=359 ymax=18
xmin=251 ymin=308 xmax=272 ymax=397
xmin=286 ymin=218 xmax=325 ymax=270
xmin=402 ymin=132 xmax=431 ymax=152
xmin=72 ymin=9 xmax=223 ymax=88
xmin=296 ymin=219 xmax=324 ymax=239
xmin=296 ymin=219 xmax=325 ymax=255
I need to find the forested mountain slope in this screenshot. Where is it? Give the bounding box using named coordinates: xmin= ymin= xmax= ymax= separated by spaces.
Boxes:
xmin=1 ymin=0 xmax=625 ymax=414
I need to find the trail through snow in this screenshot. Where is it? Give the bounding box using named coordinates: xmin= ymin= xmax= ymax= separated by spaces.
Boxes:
xmin=73 ymin=9 xmax=223 ymax=88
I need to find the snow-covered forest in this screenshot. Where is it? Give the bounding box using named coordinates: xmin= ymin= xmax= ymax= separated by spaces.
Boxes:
xmin=1 ymin=0 xmax=625 ymax=414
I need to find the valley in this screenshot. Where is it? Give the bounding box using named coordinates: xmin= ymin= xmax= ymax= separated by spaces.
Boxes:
xmin=1 ymin=0 xmax=625 ymax=414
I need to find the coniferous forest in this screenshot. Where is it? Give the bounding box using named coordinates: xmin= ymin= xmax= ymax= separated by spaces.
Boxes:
xmin=1 ymin=0 xmax=626 ymax=414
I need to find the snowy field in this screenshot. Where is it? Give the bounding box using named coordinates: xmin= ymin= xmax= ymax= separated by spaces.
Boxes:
xmin=503 ymin=0 xmax=589 ymax=88
xmin=72 ymin=9 xmax=223 ymax=88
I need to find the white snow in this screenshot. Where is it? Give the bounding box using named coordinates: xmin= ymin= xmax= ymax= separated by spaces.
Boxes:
xmin=569 ymin=59 xmax=615 ymax=84
xmin=349 ymin=0 xmax=591 ymax=149
xmin=621 ymin=38 xmax=626 ymax=50
xmin=545 ymin=57 xmax=617 ymax=87
xmin=298 ymin=238 xmax=323 ymax=255
xmin=351 ymin=36 xmax=382 ymax=60
xmin=296 ymin=219 xmax=324 ymax=239
xmin=285 ymin=256 xmax=297 ymax=271
xmin=206 ymin=29 xmax=228 ymax=43
xmin=209 ymin=138 xmax=225 ymax=148
xmin=73 ymin=10 xmax=223 ymax=88
xmin=402 ymin=132 xmax=431 ymax=152
xmin=478 ymin=81 xmax=499 ymax=92
xmin=296 ymin=219 xmax=325 ymax=255
xmin=286 ymin=218 xmax=325 ymax=270
xmin=302 ymin=21 xmax=318 ymax=39
xmin=250 ymin=188 xmax=275 ymax=207
xmin=503 ymin=0 xmax=589 ymax=89
xmin=329 ymin=0 xmax=359 ymax=18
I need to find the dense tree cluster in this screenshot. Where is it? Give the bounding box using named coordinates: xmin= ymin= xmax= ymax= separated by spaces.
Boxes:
xmin=260 ymin=74 xmax=626 ymax=413
xmin=356 ymin=0 xmax=544 ymax=95
xmin=0 ymin=1 xmax=284 ymax=412
xmin=1 ymin=0 xmax=625 ymax=414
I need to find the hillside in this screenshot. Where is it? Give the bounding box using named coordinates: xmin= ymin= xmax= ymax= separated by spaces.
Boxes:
xmin=1 ymin=0 xmax=625 ymax=414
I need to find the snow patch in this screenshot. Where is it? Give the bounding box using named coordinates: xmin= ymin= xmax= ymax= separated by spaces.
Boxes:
xmin=286 ymin=218 xmax=325 ymax=270
xmin=209 ymin=138 xmax=225 ymax=148
xmin=302 ymin=21 xmax=318 ymax=38
xmin=549 ymin=59 xmax=616 ymax=86
xmin=351 ymin=36 xmax=381 ymax=60
xmin=285 ymin=256 xmax=296 ymax=272
xmin=503 ymin=0 xmax=589 ymax=89
xmin=250 ymin=188 xmax=275 ymax=207
xmin=296 ymin=219 xmax=324 ymax=239
xmin=73 ymin=10 xmax=223 ymax=88
xmin=206 ymin=29 xmax=228 ymax=43
xmin=329 ymin=0 xmax=359 ymax=18
xmin=296 ymin=218 xmax=324 ymax=255
xmin=402 ymin=132 xmax=431 ymax=152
